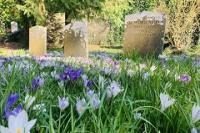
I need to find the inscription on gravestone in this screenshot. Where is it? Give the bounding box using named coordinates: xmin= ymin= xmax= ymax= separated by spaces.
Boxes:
xmin=64 ymin=21 xmax=88 ymax=57
xmin=124 ymin=11 xmax=166 ymax=56
xmin=29 ymin=26 xmax=47 ymax=56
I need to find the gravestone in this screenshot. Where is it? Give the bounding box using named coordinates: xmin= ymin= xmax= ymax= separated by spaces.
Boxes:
xmin=29 ymin=26 xmax=47 ymax=56
xmin=11 ymin=21 xmax=18 ymax=33
xmin=124 ymin=11 xmax=166 ymax=56
xmin=64 ymin=21 xmax=88 ymax=57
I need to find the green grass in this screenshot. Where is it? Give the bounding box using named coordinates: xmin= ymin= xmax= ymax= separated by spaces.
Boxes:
xmin=0 ymin=52 xmax=199 ymax=133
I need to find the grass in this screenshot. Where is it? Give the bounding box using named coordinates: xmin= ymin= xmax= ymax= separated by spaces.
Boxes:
xmin=0 ymin=51 xmax=200 ymax=132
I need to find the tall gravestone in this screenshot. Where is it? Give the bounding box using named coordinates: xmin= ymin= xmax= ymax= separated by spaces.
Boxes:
xmin=124 ymin=11 xmax=166 ymax=56
xmin=11 ymin=21 xmax=18 ymax=33
xmin=64 ymin=21 xmax=88 ymax=57
xmin=29 ymin=26 xmax=47 ymax=56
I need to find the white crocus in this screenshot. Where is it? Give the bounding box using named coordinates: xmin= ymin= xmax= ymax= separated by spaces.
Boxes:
xmin=160 ymin=93 xmax=175 ymax=111
xmin=58 ymin=96 xmax=69 ymax=111
xmin=0 ymin=110 xmax=36 ymax=133
xmin=76 ymin=98 xmax=87 ymax=115
xmin=25 ymin=95 xmax=36 ymax=110
xmin=192 ymin=104 xmax=200 ymax=123
xmin=107 ymin=81 xmax=122 ymax=98
xmin=150 ymin=65 xmax=157 ymax=72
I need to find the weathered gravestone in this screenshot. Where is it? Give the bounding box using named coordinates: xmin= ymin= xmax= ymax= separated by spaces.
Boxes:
xmin=11 ymin=21 xmax=18 ymax=33
xmin=124 ymin=11 xmax=166 ymax=56
xmin=64 ymin=21 xmax=88 ymax=57
xmin=29 ymin=26 xmax=47 ymax=56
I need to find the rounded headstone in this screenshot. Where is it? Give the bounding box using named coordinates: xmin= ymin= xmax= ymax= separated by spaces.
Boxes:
xmin=124 ymin=11 xmax=166 ymax=56
xmin=29 ymin=26 xmax=47 ymax=56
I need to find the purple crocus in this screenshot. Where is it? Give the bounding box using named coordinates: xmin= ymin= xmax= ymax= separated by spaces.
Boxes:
xmin=64 ymin=67 xmax=83 ymax=81
xmin=59 ymin=73 xmax=68 ymax=81
xmin=58 ymin=96 xmax=69 ymax=111
xmin=3 ymin=93 xmax=23 ymax=119
xmin=178 ymin=74 xmax=191 ymax=82
xmin=32 ymin=77 xmax=44 ymax=90
xmin=5 ymin=93 xmax=19 ymax=108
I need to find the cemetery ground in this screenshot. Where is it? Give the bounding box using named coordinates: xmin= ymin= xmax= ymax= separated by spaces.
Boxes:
xmin=1 ymin=43 xmax=200 ymax=132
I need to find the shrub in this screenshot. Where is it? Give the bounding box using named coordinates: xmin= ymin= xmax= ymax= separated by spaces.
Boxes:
xmin=155 ymin=0 xmax=200 ymax=53
xmin=46 ymin=13 xmax=64 ymax=48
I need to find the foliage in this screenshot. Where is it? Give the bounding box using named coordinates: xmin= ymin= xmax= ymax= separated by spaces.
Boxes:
xmin=0 ymin=52 xmax=200 ymax=132
xmin=97 ymin=0 xmax=131 ymax=46
xmin=155 ymin=0 xmax=200 ymax=53
xmin=46 ymin=13 xmax=65 ymax=48
xmin=44 ymin=0 xmax=105 ymax=22
xmin=16 ymin=0 xmax=46 ymax=26
xmin=129 ymin=0 xmax=157 ymax=12
xmin=0 ymin=0 xmax=20 ymax=36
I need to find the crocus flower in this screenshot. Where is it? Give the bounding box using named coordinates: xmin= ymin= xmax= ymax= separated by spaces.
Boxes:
xmin=76 ymin=98 xmax=87 ymax=115
xmin=143 ymin=72 xmax=150 ymax=79
xmin=86 ymin=89 xmax=95 ymax=97
xmin=65 ymin=67 xmax=83 ymax=80
xmin=150 ymin=65 xmax=157 ymax=72
xmin=82 ymin=74 xmax=93 ymax=88
xmin=134 ymin=112 xmax=141 ymax=120
xmin=127 ymin=69 xmax=134 ymax=77
xmin=59 ymin=73 xmax=68 ymax=81
xmin=160 ymin=93 xmax=175 ymax=111
xmin=139 ymin=63 xmax=147 ymax=70
xmin=86 ymin=90 xmax=100 ymax=109
xmin=0 ymin=110 xmax=36 ymax=133
xmin=3 ymin=93 xmax=23 ymax=119
xmin=51 ymin=71 xmax=59 ymax=80
xmin=178 ymin=74 xmax=191 ymax=82
xmin=31 ymin=77 xmax=44 ymax=90
xmin=24 ymin=95 xmax=36 ymax=110
xmin=5 ymin=93 xmax=19 ymax=108
xmin=58 ymin=96 xmax=69 ymax=111
xmin=191 ymin=128 xmax=198 ymax=133
xmin=192 ymin=104 xmax=200 ymax=123
xmin=107 ymin=81 xmax=122 ymax=98
xmin=4 ymin=104 xmax=23 ymax=119
xmin=90 ymin=94 xmax=100 ymax=109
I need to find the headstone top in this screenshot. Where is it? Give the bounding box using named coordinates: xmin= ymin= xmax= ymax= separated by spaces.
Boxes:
xmin=11 ymin=21 xmax=18 ymax=33
xmin=125 ymin=11 xmax=165 ymax=25
xmin=30 ymin=25 xmax=46 ymax=30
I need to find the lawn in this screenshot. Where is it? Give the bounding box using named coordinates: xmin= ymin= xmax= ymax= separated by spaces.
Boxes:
xmin=0 ymin=51 xmax=200 ymax=133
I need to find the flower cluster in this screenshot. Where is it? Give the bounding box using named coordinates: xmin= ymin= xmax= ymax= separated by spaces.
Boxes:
xmin=59 ymin=67 xmax=83 ymax=81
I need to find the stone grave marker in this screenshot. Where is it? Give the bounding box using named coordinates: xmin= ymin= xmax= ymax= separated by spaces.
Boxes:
xmin=29 ymin=26 xmax=47 ymax=56
xmin=11 ymin=21 xmax=18 ymax=33
xmin=124 ymin=11 xmax=166 ymax=56
xmin=64 ymin=21 xmax=88 ymax=57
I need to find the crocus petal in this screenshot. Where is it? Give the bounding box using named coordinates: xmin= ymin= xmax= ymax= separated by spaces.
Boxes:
xmin=0 ymin=126 xmax=10 ymax=133
xmin=25 ymin=119 xmax=37 ymax=132
xmin=192 ymin=104 xmax=200 ymax=123
xmin=191 ymin=128 xmax=198 ymax=133
xmin=12 ymin=110 xmax=28 ymax=130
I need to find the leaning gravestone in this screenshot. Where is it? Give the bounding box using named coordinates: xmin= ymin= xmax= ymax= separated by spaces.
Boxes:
xmin=11 ymin=21 xmax=18 ymax=33
xmin=29 ymin=26 xmax=47 ymax=56
xmin=64 ymin=21 xmax=88 ymax=57
xmin=124 ymin=11 xmax=166 ymax=56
